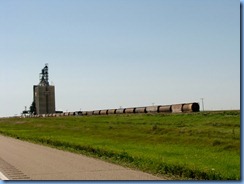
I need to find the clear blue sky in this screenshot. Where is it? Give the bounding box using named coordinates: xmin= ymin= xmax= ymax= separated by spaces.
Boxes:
xmin=0 ymin=0 xmax=240 ymax=116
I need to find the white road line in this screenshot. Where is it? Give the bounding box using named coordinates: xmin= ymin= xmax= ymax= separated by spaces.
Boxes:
xmin=0 ymin=172 xmax=9 ymax=180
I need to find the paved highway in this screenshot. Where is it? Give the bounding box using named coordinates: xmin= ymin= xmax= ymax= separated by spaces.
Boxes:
xmin=0 ymin=135 xmax=164 ymax=180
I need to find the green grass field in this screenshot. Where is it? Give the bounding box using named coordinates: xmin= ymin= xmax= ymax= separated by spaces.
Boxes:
xmin=0 ymin=111 xmax=240 ymax=180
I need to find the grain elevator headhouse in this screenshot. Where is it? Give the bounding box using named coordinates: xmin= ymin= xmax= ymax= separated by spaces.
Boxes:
xmin=33 ymin=64 xmax=55 ymax=115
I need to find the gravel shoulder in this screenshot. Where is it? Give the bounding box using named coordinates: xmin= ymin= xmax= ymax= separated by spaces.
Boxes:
xmin=0 ymin=134 xmax=165 ymax=180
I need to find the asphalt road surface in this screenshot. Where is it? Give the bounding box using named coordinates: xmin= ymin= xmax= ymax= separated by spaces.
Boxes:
xmin=0 ymin=134 xmax=164 ymax=180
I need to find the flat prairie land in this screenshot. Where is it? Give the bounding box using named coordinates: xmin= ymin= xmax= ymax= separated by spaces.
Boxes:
xmin=0 ymin=111 xmax=240 ymax=180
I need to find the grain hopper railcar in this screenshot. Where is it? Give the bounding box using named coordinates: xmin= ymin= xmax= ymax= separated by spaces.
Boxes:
xmin=24 ymin=102 xmax=200 ymax=118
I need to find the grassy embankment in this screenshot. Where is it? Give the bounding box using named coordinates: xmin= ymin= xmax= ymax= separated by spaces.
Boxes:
xmin=0 ymin=111 xmax=240 ymax=180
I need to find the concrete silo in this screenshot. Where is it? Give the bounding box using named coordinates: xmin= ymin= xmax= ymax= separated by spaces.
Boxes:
xmin=33 ymin=64 xmax=55 ymax=115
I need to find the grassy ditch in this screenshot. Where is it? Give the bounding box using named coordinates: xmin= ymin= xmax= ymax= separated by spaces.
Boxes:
xmin=0 ymin=111 xmax=240 ymax=180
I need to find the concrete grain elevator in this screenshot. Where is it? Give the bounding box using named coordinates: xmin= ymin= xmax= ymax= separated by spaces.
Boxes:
xmin=33 ymin=64 xmax=55 ymax=115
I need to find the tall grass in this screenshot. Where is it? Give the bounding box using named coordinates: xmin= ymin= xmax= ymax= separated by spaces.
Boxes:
xmin=0 ymin=111 xmax=240 ymax=180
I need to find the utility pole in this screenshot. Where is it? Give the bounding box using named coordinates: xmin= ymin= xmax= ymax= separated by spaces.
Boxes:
xmin=200 ymin=98 xmax=204 ymax=112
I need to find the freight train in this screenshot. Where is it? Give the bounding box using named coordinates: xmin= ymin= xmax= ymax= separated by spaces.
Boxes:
xmin=26 ymin=102 xmax=200 ymax=118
